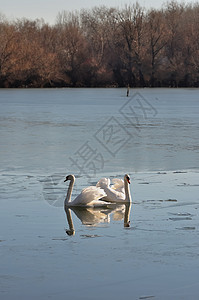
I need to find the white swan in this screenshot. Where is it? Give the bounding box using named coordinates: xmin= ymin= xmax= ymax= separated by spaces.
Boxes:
xmin=96 ymin=174 xmax=132 ymax=203
xmin=64 ymin=174 xmax=108 ymax=207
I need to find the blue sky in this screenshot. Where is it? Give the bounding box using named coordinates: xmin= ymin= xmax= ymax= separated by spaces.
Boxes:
xmin=0 ymin=0 xmax=193 ymax=24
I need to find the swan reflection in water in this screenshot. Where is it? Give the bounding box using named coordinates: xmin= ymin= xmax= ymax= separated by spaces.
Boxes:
xmin=64 ymin=203 xmax=132 ymax=236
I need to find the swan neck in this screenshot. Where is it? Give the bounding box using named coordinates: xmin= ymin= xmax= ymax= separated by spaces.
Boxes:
xmin=65 ymin=176 xmax=75 ymax=204
xmin=124 ymin=180 xmax=131 ymax=202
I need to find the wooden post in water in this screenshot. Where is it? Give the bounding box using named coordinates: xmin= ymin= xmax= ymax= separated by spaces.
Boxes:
xmin=126 ymin=84 xmax=130 ymax=97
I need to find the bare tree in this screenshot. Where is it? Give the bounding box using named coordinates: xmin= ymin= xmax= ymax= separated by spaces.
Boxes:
xmin=146 ymin=9 xmax=167 ymax=86
xmin=0 ymin=20 xmax=18 ymax=86
xmin=1 ymin=2 xmax=199 ymax=87
xmin=55 ymin=11 xmax=89 ymax=86
xmin=81 ymin=6 xmax=118 ymax=85
xmin=114 ymin=3 xmax=146 ymax=86
xmin=164 ymin=1 xmax=184 ymax=86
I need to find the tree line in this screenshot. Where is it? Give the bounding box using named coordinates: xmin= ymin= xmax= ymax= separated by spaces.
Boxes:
xmin=1 ymin=1 xmax=199 ymax=88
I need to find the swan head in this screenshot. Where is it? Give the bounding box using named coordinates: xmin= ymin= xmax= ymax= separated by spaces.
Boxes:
xmin=124 ymin=174 xmax=131 ymax=184
xmin=64 ymin=174 xmax=75 ymax=182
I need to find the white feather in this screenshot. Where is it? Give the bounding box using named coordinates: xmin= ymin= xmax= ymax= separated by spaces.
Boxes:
xmin=71 ymin=186 xmax=107 ymax=206
xmin=64 ymin=175 xmax=109 ymax=207
xmin=96 ymin=174 xmax=131 ymax=203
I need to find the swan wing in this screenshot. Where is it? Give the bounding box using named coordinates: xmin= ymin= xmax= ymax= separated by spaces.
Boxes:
xmin=97 ymin=178 xmax=124 ymax=193
xmin=72 ymin=186 xmax=106 ymax=206
xmin=102 ymin=188 xmax=125 ymax=202
xmin=96 ymin=178 xmax=110 ymax=189
xmin=96 ymin=177 xmax=125 ymax=203
xmin=111 ymin=178 xmax=124 ymax=193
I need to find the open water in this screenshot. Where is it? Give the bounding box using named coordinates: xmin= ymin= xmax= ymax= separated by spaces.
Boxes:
xmin=0 ymin=88 xmax=199 ymax=299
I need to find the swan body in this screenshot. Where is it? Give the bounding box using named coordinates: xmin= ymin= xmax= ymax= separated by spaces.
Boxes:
xmin=64 ymin=175 xmax=108 ymax=207
xmin=96 ymin=174 xmax=131 ymax=203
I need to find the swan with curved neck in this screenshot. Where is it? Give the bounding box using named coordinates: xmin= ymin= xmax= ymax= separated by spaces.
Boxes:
xmin=96 ymin=174 xmax=132 ymax=203
xmin=64 ymin=174 xmax=107 ymax=207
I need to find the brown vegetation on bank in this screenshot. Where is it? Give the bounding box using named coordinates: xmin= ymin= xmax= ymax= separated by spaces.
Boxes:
xmin=1 ymin=1 xmax=199 ymax=88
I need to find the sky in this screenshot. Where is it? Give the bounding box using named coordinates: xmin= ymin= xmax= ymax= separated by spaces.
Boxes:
xmin=0 ymin=0 xmax=194 ymax=24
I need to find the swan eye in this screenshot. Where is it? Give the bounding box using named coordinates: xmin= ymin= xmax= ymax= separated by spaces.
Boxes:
xmin=127 ymin=176 xmax=130 ymax=184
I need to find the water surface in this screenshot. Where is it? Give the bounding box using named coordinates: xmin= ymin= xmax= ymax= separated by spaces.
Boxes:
xmin=0 ymin=88 xmax=199 ymax=299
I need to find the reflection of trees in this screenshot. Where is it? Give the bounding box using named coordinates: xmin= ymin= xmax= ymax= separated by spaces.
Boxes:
xmin=65 ymin=204 xmax=132 ymax=235
xmin=1 ymin=2 xmax=199 ymax=87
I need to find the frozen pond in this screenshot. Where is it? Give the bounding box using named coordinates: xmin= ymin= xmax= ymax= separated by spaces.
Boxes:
xmin=0 ymin=88 xmax=199 ymax=299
